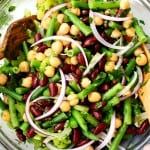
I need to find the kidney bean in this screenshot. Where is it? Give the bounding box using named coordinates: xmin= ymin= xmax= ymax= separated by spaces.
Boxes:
xmin=123 ymin=58 xmax=129 ymax=65
xmin=49 ymin=83 xmax=58 ymax=97
xmin=35 ymin=33 xmax=43 ymax=46
xmin=78 ymin=32 xmax=86 ymax=41
xmin=100 ymin=32 xmax=114 ymax=43
xmin=91 ymin=68 xmax=99 ymax=80
xmin=30 ymin=105 xmax=43 ymax=117
xmin=92 ymin=111 xmax=102 ymax=120
xmin=137 ymin=119 xmax=149 ymax=134
xmin=124 ymin=35 xmax=132 ymax=42
xmin=94 ymin=123 xmax=107 ymax=134
xmin=98 ymin=56 xmax=106 ymax=71
xmin=70 ymin=65 xmax=77 ymax=72
xmin=37 ymin=44 xmax=48 ymax=53
xmin=112 ymin=80 xmax=118 ymax=85
xmin=23 ymin=92 xmax=31 ymax=101
xmin=32 ymin=74 xmax=39 ymax=89
xmin=127 ymin=126 xmax=137 ymax=135
xmin=77 ymin=139 xmax=89 ymax=147
xmin=99 ymin=83 xmax=110 ymax=92
xmin=39 ymin=76 xmax=48 ymax=86
xmin=62 ymin=64 xmax=71 ymax=74
xmin=81 ymin=10 xmax=89 ymax=16
xmin=75 ymin=68 xmax=82 ymax=77
xmin=26 ymin=128 xmax=36 ymax=138
xmin=83 ymin=36 xmax=97 ymax=47
xmin=36 ymin=100 xmax=52 ymax=108
xmin=54 ymin=122 xmax=65 ymax=132
xmin=94 ymin=43 xmax=101 ymax=53
xmin=77 ymin=53 xmax=86 ymax=65
xmin=16 ymin=129 xmax=26 ymax=142
xmin=81 ymin=17 xmax=89 ymax=24
xmin=72 ymin=128 xmax=81 ymax=145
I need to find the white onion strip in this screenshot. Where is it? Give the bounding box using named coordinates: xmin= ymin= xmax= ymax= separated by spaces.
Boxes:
xmin=115 ymin=56 xmax=123 ymax=70
xmin=35 ymin=69 xmax=66 ymax=120
xmin=89 ymin=11 xmax=134 ymax=50
xmin=31 ymin=36 xmax=88 ymax=67
xmin=41 ymin=3 xmax=68 ymax=23
xmin=118 ymin=72 xmax=138 ymax=97
xmin=83 ymin=52 xmax=105 ymax=76
xmin=95 ymin=112 xmax=116 ymax=150
xmin=92 ymin=11 xmax=131 ymax=22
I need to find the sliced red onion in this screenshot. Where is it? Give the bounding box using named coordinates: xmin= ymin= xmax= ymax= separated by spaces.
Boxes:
xmin=95 ymin=112 xmax=116 ymax=150
xmin=118 ymin=72 xmax=138 ymax=97
xmin=83 ymin=53 xmax=105 ymax=76
xmin=65 ymin=74 xmax=75 ymax=81
xmin=115 ymin=56 xmax=123 ymax=70
xmin=35 ymin=69 xmax=66 ymax=120
xmin=89 ymin=11 xmax=134 ymax=50
xmin=92 ymin=11 xmax=131 ymax=22
xmin=31 ymin=36 xmax=88 ymax=67
xmin=41 ymin=3 xmax=68 ymax=23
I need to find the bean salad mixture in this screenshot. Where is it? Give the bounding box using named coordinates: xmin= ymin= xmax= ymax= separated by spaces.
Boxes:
xmin=0 ymin=0 xmax=150 ymax=150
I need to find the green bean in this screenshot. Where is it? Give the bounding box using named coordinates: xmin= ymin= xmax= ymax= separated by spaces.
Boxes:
xmin=74 ymin=105 xmax=89 ymax=112
xmin=64 ymin=9 xmax=92 ymax=36
xmin=89 ymin=0 xmax=120 ymax=10
xmin=72 ymin=109 xmax=88 ymax=131
xmin=39 ymin=58 xmax=49 ymax=73
xmin=15 ymin=87 xmax=29 ymax=95
xmin=124 ymin=99 xmax=132 ymax=125
xmin=43 ymin=88 xmax=50 ymax=97
xmin=78 ymin=75 xmax=106 ymax=100
xmin=66 ymin=86 xmax=74 ymax=95
xmin=8 ymin=96 xmax=19 ymax=128
xmin=65 ymin=47 xmax=80 ymax=57
xmin=125 ymin=59 xmax=136 ymax=76
xmin=22 ymin=41 xmax=29 ymax=57
xmin=50 ymin=71 xmax=60 ymax=82
xmin=31 ymin=86 xmax=46 ymax=100
xmin=0 ymin=66 xmax=19 ymax=74
xmin=103 ymin=108 xmax=114 ymax=124
xmin=85 ymin=50 xmax=92 ymax=61
xmin=109 ymin=123 xmax=128 ymax=150
xmin=42 ymin=113 xmax=68 ymax=128
xmin=82 ymin=112 xmax=99 ymax=127
xmin=31 ymin=60 xmax=41 ymax=69
xmin=103 ymin=83 xmax=123 ymax=101
xmin=69 ymin=80 xmax=81 ymax=93
xmin=0 ymin=100 xmax=6 ymax=110
xmin=108 ymin=21 xmax=122 ymax=30
xmin=102 ymin=97 xmax=120 ymax=112
xmin=46 ymin=17 xmax=57 ymax=37
xmin=69 ymin=116 xmax=78 ymax=128
xmin=132 ymin=99 xmax=142 ymax=116
xmin=0 ymin=86 xmax=22 ymax=101
xmin=82 ymin=130 xmax=99 ymax=141
xmin=71 ymin=0 xmax=89 ymax=9
xmin=105 ymin=28 xmax=113 ymax=36
xmin=15 ymin=102 xmax=25 ymax=116
xmin=20 ymin=122 xmax=29 ymax=132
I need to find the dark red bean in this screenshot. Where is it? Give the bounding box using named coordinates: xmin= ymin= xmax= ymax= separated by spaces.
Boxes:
xmin=16 ymin=129 xmax=26 ymax=142
xmin=72 ymin=128 xmax=81 ymax=145
xmin=98 ymin=56 xmax=106 ymax=71
xmin=70 ymin=65 xmax=77 ymax=72
xmin=30 ymin=105 xmax=43 ymax=117
xmin=94 ymin=123 xmax=107 ymax=134
xmin=26 ymin=128 xmax=36 ymax=138
xmin=81 ymin=10 xmax=89 ymax=16
xmin=37 ymin=44 xmax=48 ymax=53
xmin=123 ymin=58 xmax=129 ymax=65
xmin=49 ymin=83 xmax=58 ymax=97
xmin=54 ymin=122 xmax=65 ymax=132
xmin=83 ymin=36 xmax=97 ymax=47
xmin=100 ymin=32 xmax=114 ymax=43
xmin=23 ymin=92 xmax=30 ymax=101
xmin=36 ymin=100 xmax=52 ymax=108
xmin=77 ymin=53 xmax=85 ymax=66
xmin=90 ymin=102 xmax=107 ymax=111
xmin=39 ymin=76 xmax=48 ymax=86
xmin=91 ymin=68 xmax=99 ymax=80
xmin=81 ymin=17 xmax=89 ymax=24
xmin=32 ymin=74 xmax=39 ymax=89
xmin=127 ymin=126 xmax=137 ymax=135
xmin=124 ymin=35 xmax=132 ymax=42
xmin=75 ymin=68 xmax=82 ymax=77
xmin=78 ymin=32 xmax=85 ymax=41
xmin=137 ymin=119 xmax=149 ymax=134
xmin=92 ymin=111 xmax=102 ymax=120
xmin=94 ymin=43 xmax=101 ymax=53
xmin=99 ymin=83 xmax=110 ymax=93
xmin=112 ymin=80 xmax=118 ymax=85
xmin=62 ymin=64 xmax=71 ymax=74
xmin=35 ymin=33 xmax=43 ymax=46
xmin=116 ymin=9 xmax=124 ymax=17
xmin=77 ymin=139 xmax=89 ymax=147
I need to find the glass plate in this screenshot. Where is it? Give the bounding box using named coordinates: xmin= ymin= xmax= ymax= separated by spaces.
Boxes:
xmin=0 ymin=0 xmax=150 ymax=150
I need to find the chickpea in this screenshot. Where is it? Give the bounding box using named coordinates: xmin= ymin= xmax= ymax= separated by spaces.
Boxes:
xmin=123 ymin=20 xmax=132 ymax=29
xmin=22 ymin=77 xmax=32 ymax=88
xmin=57 ymin=14 xmax=65 ymax=23
xmin=124 ymin=90 xmax=132 ymax=97
xmin=70 ymin=25 xmax=80 ymax=36
xmin=81 ymin=77 xmax=91 ymax=88
xmin=57 ymin=23 xmax=70 ymax=35
xmin=105 ymin=61 xmax=115 ymax=72
xmin=41 ymin=18 xmax=51 ymax=29
xmin=94 ymin=16 xmax=104 ymax=26
xmin=134 ymin=47 xmax=144 ymax=56
xmin=65 ymin=57 xmax=71 ymax=64
xmin=115 ymin=118 xmax=122 ymax=129
xmin=50 ymin=57 xmax=61 ymax=68
xmin=19 ymin=61 xmax=30 ymax=72
xmin=51 ymin=41 xmax=63 ymax=55
xmin=0 ymin=74 xmax=8 ymax=85
xmin=27 ymin=50 xmax=36 ymax=61
xmin=70 ymin=8 xmax=80 ymax=16
xmin=70 ymin=56 xmax=78 ymax=65
xmin=44 ymin=48 xmax=52 ymax=57
xmin=88 ymin=91 xmax=101 ymax=103
xmin=109 ymin=53 xmax=118 ymax=62
xmin=3 ymin=96 xmax=8 ymax=104
xmin=60 ymin=101 xmax=71 ymax=112
xmin=36 ymin=52 xmax=45 ymax=61
xmin=67 ymin=93 xmax=79 ymax=106
xmin=120 ymin=0 xmax=130 ymax=10
xmin=136 ymin=54 xmax=147 ymax=66
xmin=85 ymin=145 xmax=94 ymax=150
xmin=71 ymin=41 xmax=81 ymax=49
xmin=111 ymin=29 xmax=122 ymax=39
xmin=44 ymin=66 xmax=55 ymax=77
xmin=2 ymin=110 xmax=10 ymax=122
xmin=126 ymin=27 xmax=135 ymax=37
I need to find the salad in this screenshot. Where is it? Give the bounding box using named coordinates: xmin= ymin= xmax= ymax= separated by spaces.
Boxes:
xmin=0 ymin=0 xmax=150 ymax=149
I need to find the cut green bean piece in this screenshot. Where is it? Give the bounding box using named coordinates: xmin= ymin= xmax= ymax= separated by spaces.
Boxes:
xmin=66 ymin=86 xmax=74 ymax=95
xmin=103 ymin=109 xmax=114 ymax=124
xmin=0 ymin=100 xmax=6 ymax=110
xmin=15 ymin=87 xmax=29 ymax=95
xmin=43 ymin=88 xmax=50 ymax=97
xmin=22 ymin=41 xmax=29 ymax=57
xmin=31 ymin=60 xmax=41 ymax=69
xmin=69 ymin=80 xmax=81 ymax=93
xmin=69 ymin=116 xmax=78 ymax=128
xmin=15 ymin=102 xmax=25 ymax=116
xmin=64 ymin=9 xmax=92 ymax=36
xmin=8 ymin=96 xmax=19 ymax=128
xmin=103 ymin=83 xmax=123 ymax=101
xmin=74 ymin=105 xmax=89 ymax=112
xmin=82 ymin=130 xmax=99 ymax=141
xmin=50 ymin=72 xmax=60 ymax=82
xmin=20 ymin=122 xmax=29 ymax=132
xmin=31 ymin=87 xmax=46 ymax=100
xmin=71 ymin=0 xmax=89 ymax=9
xmin=65 ymin=47 xmax=80 ymax=57
xmin=125 ymin=59 xmax=136 ymax=76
